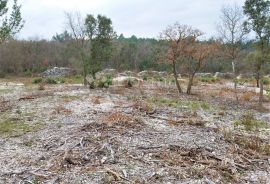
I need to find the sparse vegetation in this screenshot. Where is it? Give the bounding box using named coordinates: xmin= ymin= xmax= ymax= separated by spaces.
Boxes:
xmin=234 ymin=112 xmax=268 ymax=131
xmin=0 ymin=118 xmax=43 ymax=137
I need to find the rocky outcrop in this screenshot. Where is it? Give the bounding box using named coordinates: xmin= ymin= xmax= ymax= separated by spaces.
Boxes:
xmin=138 ymin=70 xmax=168 ymax=78
xmin=41 ymin=67 xmax=74 ymax=77
xmin=195 ymin=73 xmax=213 ymax=78
xmin=112 ymin=76 xmax=143 ymax=86
xmin=95 ymin=69 xmax=116 ymax=80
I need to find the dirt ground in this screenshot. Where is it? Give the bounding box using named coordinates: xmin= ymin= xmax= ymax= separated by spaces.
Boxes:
xmin=0 ymin=78 xmax=269 ymax=184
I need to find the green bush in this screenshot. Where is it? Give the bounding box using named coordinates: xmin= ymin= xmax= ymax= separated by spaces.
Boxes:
xmin=262 ymin=77 xmax=270 ymax=85
xmin=32 ymin=78 xmax=43 ymax=84
xmin=143 ymin=75 xmax=148 ymax=81
xmin=45 ymin=78 xmax=57 ymax=84
xmin=24 ymin=69 xmax=32 ymax=77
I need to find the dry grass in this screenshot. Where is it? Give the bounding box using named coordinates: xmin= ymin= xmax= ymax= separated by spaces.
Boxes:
xmin=240 ymin=91 xmax=258 ymax=101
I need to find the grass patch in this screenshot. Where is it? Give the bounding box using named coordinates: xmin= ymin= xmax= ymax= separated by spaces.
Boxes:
xmin=234 ymin=112 xmax=268 ymax=131
xmin=0 ymin=118 xmax=44 ymax=137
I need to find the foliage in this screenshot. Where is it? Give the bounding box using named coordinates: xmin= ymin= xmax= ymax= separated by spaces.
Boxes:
xmin=198 ymin=76 xmax=219 ymax=83
xmin=0 ymin=0 xmax=24 ymax=43
xmin=45 ymin=78 xmax=57 ymax=84
xmin=32 ymin=78 xmax=43 ymax=84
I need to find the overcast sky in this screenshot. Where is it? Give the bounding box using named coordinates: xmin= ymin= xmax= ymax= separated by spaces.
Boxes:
xmin=17 ymin=0 xmax=246 ymax=40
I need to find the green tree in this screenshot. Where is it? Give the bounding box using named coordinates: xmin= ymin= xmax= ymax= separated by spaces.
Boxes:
xmin=0 ymin=0 xmax=24 ymax=43
xmin=66 ymin=13 xmax=115 ymax=85
xmin=243 ymin=0 xmax=270 ymax=106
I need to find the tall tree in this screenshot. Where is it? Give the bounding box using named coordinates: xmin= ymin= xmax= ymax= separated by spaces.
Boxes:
xmin=0 ymin=0 xmax=24 ymax=43
xmin=243 ymin=0 xmax=270 ymax=106
xmin=217 ymin=4 xmax=247 ymax=102
xmin=66 ymin=12 xmax=115 ymax=85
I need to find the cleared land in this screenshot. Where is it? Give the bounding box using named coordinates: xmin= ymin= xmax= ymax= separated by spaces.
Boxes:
xmin=0 ymin=77 xmax=269 ymax=184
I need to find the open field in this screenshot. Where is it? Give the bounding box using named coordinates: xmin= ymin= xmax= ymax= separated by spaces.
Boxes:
xmin=0 ymin=77 xmax=269 ymax=184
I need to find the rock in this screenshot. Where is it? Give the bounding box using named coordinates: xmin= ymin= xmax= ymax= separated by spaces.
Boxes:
xmin=138 ymin=70 xmax=168 ymax=78
xmin=214 ymin=72 xmax=234 ymax=79
xmin=85 ymin=75 xmax=94 ymax=84
xmin=95 ymin=69 xmax=116 ymax=80
xmin=195 ymin=73 xmax=213 ymax=78
xmin=41 ymin=67 xmax=74 ymax=77
xmin=237 ymin=73 xmax=254 ymax=79
xmin=112 ymin=76 xmax=143 ymax=86
xmin=138 ymin=71 xmax=149 ymax=77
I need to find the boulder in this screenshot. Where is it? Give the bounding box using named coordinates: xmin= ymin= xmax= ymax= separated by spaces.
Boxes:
xmin=195 ymin=73 xmax=213 ymax=78
xmin=138 ymin=70 xmax=168 ymax=78
xmin=95 ymin=69 xmax=116 ymax=80
xmin=112 ymin=76 xmax=143 ymax=86
xmin=41 ymin=67 xmax=73 ymax=77
xmin=237 ymin=73 xmax=254 ymax=79
xmin=214 ymin=72 xmax=234 ymax=79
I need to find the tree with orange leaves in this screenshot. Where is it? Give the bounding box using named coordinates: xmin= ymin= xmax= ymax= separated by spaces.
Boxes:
xmin=184 ymin=41 xmax=218 ymax=94
xmin=161 ymin=22 xmax=203 ymax=94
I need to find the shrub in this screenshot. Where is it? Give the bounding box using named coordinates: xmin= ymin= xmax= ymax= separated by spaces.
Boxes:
xmin=59 ymin=78 xmax=65 ymax=84
xmin=45 ymin=78 xmax=57 ymax=84
xmin=262 ymin=77 xmax=270 ymax=85
xmin=198 ymin=76 xmax=219 ymax=83
xmin=24 ymin=69 xmax=32 ymax=77
xmin=143 ymin=75 xmax=148 ymax=81
xmin=32 ymin=78 xmax=43 ymax=84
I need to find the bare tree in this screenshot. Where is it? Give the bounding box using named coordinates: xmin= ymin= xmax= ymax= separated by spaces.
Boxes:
xmin=65 ymin=12 xmax=89 ymax=85
xmin=217 ymin=4 xmax=247 ymax=102
xmin=161 ymin=23 xmax=202 ymax=94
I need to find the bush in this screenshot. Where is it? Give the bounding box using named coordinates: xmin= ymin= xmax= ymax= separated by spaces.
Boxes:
xmin=45 ymin=78 xmax=57 ymax=84
xmin=262 ymin=77 xmax=270 ymax=85
xmin=24 ymin=69 xmax=32 ymax=77
xmin=32 ymin=78 xmax=43 ymax=84
xmin=143 ymin=75 xmax=148 ymax=81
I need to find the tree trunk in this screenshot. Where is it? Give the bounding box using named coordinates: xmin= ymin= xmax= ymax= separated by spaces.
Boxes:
xmin=256 ymin=72 xmax=260 ymax=88
xmin=186 ymin=73 xmax=195 ymax=95
xmin=172 ymin=60 xmax=182 ymax=94
xmin=232 ymin=61 xmax=238 ymax=103
xmin=259 ymin=78 xmax=264 ymax=107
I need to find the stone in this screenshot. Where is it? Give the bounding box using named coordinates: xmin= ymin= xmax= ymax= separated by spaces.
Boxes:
xmin=195 ymin=73 xmax=213 ymax=78
xmin=95 ymin=69 xmax=116 ymax=80
xmin=112 ymin=76 xmax=143 ymax=86
xmin=41 ymin=67 xmax=74 ymax=77
xmin=214 ymin=72 xmax=234 ymax=79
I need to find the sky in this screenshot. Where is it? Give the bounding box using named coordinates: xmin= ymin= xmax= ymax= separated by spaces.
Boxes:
xmin=16 ymin=0 xmax=246 ymax=40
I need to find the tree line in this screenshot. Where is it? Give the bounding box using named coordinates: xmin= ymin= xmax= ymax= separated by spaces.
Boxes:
xmin=0 ymin=0 xmax=270 ymax=105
